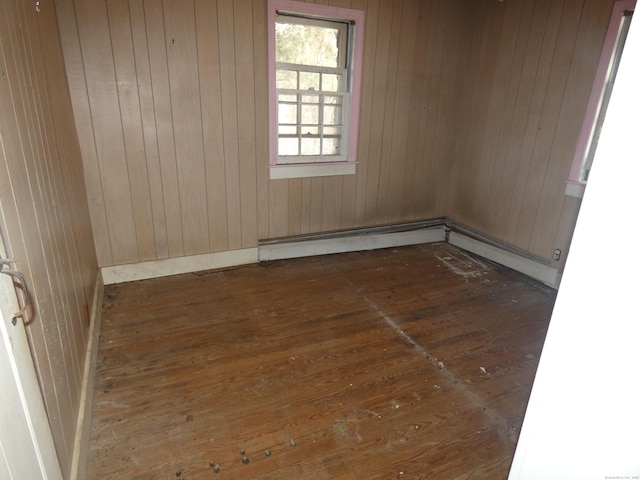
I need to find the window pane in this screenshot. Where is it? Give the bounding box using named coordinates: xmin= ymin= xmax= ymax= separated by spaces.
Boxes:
xmin=275 ymin=22 xmax=340 ymax=68
xmin=276 ymin=70 xmax=297 ymax=89
xmin=300 ymin=71 xmax=320 ymax=91
xmin=301 ymin=104 xmax=319 ymax=124
xmin=278 ymin=103 xmax=298 ymax=124
xmin=321 ymin=74 xmax=341 ymax=92
xmin=270 ymin=7 xmax=362 ymax=169
xmin=322 ymin=138 xmax=341 ymax=155
xmin=301 ymin=138 xmax=321 ymax=155
xmin=279 ymin=125 xmax=297 ymax=135
xmin=279 ymin=93 xmax=297 ymax=102
xmin=279 ymin=137 xmax=299 ymax=156
xmin=324 ymin=126 xmax=341 ymax=137
xmin=323 ymin=105 xmax=342 ymax=125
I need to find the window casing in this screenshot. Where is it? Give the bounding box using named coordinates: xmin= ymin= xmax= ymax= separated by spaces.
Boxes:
xmin=567 ymin=0 xmax=635 ymax=195
xmin=268 ymin=0 xmax=364 ymax=179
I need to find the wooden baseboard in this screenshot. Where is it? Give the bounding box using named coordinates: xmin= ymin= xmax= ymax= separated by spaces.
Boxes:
xmin=101 ymin=248 xmax=259 ymax=285
xmin=70 ymin=270 xmax=104 ymax=480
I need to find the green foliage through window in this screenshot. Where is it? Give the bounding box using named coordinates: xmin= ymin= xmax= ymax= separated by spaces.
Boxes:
xmin=275 ymin=20 xmax=343 ymax=68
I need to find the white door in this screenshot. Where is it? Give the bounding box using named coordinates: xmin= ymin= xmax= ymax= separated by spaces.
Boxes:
xmin=0 ymin=223 xmax=62 ymax=480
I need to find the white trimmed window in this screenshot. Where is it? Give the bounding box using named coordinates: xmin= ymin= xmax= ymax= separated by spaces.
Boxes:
xmin=267 ymin=0 xmax=364 ymax=179
xmin=567 ymin=0 xmax=635 ymax=197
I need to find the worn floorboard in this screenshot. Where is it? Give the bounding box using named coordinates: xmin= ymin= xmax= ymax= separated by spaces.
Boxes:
xmin=88 ymin=243 xmax=555 ymax=479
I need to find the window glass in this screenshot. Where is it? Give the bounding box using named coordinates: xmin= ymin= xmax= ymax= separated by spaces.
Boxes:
xmin=268 ymin=0 xmax=364 ymax=178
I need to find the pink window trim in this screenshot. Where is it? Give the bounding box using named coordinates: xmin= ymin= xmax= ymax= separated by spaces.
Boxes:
xmin=267 ymin=0 xmax=365 ymax=169
xmin=568 ymin=0 xmax=636 ymax=181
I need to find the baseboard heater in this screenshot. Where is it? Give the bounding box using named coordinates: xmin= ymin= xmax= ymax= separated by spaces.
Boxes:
xmin=258 ymin=219 xmax=561 ymax=288
xmin=102 ymin=219 xmax=561 ymax=288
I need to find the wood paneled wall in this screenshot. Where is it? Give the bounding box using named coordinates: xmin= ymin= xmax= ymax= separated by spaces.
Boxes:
xmin=58 ymin=0 xmax=613 ymax=267
xmin=447 ymin=0 xmax=614 ymax=261
xmin=0 ymin=0 xmax=98 ymax=477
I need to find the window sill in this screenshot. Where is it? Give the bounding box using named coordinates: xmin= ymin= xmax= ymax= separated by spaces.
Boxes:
xmin=269 ymin=162 xmax=356 ymax=180
xmin=565 ymin=180 xmax=586 ymax=199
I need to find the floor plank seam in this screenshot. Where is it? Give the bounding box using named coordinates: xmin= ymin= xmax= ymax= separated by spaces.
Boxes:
xmin=331 ymin=264 xmax=520 ymax=444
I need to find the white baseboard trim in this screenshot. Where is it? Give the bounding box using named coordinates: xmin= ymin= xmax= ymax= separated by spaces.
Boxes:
xmin=101 ymin=248 xmax=259 ymax=285
xmin=448 ymin=232 xmax=560 ymax=288
xmin=70 ymin=270 xmax=104 ymax=480
xmin=258 ymin=227 xmax=447 ymax=261
xmin=98 ymin=223 xmax=560 ymax=288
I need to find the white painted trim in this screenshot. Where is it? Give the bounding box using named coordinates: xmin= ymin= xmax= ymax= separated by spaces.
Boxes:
xmin=448 ymin=232 xmax=560 ymax=288
xmin=269 ymin=163 xmax=356 ymax=179
xmin=70 ymin=270 xmax=104 ymax=480
xmin=565 ymin=180 xmax=586 ymax=198
xmin=101 ymin=248 xmax=259 ymax=285
xmin=99 ymin=224 xmax=560 ymax=288
xmin=259 ymin=228 xmax=446 ymax=261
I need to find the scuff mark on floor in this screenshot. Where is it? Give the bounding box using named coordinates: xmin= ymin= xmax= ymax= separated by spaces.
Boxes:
xmin=435 ymin=250 xmax=491 ymax=278
xmin=331 ymin=261 xmax=522 ymax=446
xmin=387 ymin=424 xmax=420 ymax=449
xmin=332 ymin=412 xmax=362 ymax=443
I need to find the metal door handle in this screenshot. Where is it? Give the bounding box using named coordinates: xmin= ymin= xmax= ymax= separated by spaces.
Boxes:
xmin=0 ymin=259 xmax=32 ymax=325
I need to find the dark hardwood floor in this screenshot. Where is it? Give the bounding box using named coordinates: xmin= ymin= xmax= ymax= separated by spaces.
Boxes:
xmin=88 ymin=243 xmax=555 ymax=479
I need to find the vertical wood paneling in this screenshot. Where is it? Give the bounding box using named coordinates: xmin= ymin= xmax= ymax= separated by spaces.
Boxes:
xmin=490 ymin=0 xmax=555 ymax=237
xmin=300 ymin=177 xmax=312 ymax=234
xmin=56 ymin=0 xmax=113 ymax=268
xmin=144 ymin=0 xmax=184 ymax=258
xmin=129 ymin=0 xmax=169 ymax=259
xmin=373 ymin=0 xmax=403 ymax=223
xmin=287 ymin=179 xmax=303 ymax=236
xmin=380 ymin=0 xmax=418 ymax=224
xmin=402 ymin=0 xmax=431 ymax=221
xmin=26 ymin=0 xmax=87 ymax=422
xmin=362 ymin=0 xmax=393 ymax=226
xmin=320 ymin=176 xmax=341 ymax=231
xmin=0 ymin=0 xmax=98 ymax=476
xmin=528 ymin=0 xmax=617 ymax=257
xmin=476 ymin=0 xmax=532 ymax=235
xmin=448 ymin=0 xmax=614 ymax=262
xmin=74 ymin=0 xmax=139 ymax=264
xmin=164 ymin=2 xmax=209 ymax=256
xmin=352 ymin=0 xmax=377 ymax=227
xmin=107 ymin=0 xmax=157 ymax=261
xmin=2 ymin=3 xmax=72 ymax=466
xmin=308 ymin=177 xmax=323 ymax=232
xmin=59 ymin=0 xmax=613 ymax=267
xmin=217 ymin=1 xmax=243 ymax=249
xmin=195 ymin=0 xmax=229 ymax=253
xmin=456 ymin=3 xmax=494 ymax=221
xmin=410 ymin=0 xmax=440 ymax=219
xmin=234 ymin=0 xmax=259 ymax=248
xmin=507 ymin=0 xmax=583 ymax=248
xmin=431 ymin=1 xmax=465 ymax=217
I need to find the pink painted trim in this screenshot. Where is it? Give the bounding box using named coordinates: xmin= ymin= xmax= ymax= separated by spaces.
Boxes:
xmin=267 ymin=0 xmax=365 ymax=169
xmin=268 ymin=0 xmax=277 ymax=167
xmin=569 ymin=0 xmax=636 ymax=181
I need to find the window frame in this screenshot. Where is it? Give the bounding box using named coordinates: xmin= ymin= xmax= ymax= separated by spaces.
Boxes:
xmin=267 ymin=0 xmax=365 ymax=179
xmin=567 ymin=0 xmax=635 ymax=196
